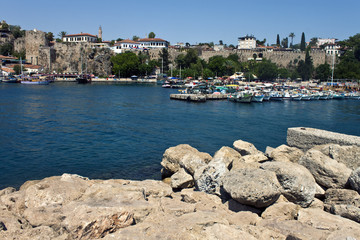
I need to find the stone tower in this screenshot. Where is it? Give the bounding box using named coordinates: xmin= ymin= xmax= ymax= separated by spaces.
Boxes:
xmin=98 ymin=26 xmax=102 ymax=40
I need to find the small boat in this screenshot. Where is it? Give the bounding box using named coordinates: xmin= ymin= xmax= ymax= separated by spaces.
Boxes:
xmin=270 ymin=92 xmax=283 ymax=101
xmin=76 ymin=74 xmax=91 ymax=84
xmin=251 ymin=92 xmax=264 ymax=102
xmin=228 ymin=91 xmax=252 ymax=103
xmin=301 ymin=94 xmax=311 ymax=101
xmin=21 ymin=76 xmax=49 ymax=85
xmin=291 ymin=94 xmax=302 ymax=101
xmin=333 ymin=93 xmax=345 ymax=100
xmin=3 ymin=77 xmax=19 ymax=83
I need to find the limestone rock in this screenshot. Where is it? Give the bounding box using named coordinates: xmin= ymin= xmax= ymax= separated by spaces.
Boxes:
xmin=193 ymin=159 xmax=228 ymax=195
xmin=349 ymin=167 xmax=360 ymax=194
xmin=240 ymin=153 xmax=268 ymax=163
xmin=261 ymin=202 xmax=301 ymax=221
xmin=170 ymin=168 xmax=194 ymax=189
xmin=179 ymin=153 xmax=208 ymax=176
xmin=233 ymin=139 xmax=260 ymax=156
xmin=260 ymin=161 xmax=316 ymax=207
xmin=161 ymin=144 xmax=211 ymax=178
xmin=265 ymin=146 xmax=274 ymax=157
xmin=318 ymin=144 xmax=360 ymax=170
xmin=299 ymin=149 xmax=352 ymax=189
xmin=269 ymin=144 xmax=304 ymax=163
xmin=212 ymin=146 xmax=241 ymax=169
xmin=231 ymin=161 xmax=260 ymax=171
xmin=222 ymin=168 xmax=281 ymax=208
xmin=324 ymin=188 xmax=360 ymax=223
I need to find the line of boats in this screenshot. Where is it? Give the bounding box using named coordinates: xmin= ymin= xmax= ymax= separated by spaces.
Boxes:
xmin=0 ymin=74 xmax=92 ymax=85
xmin=165 ymin=80 xmax=360 ymax=103
xmin=227 ymin=90 xmax=360 ymax=103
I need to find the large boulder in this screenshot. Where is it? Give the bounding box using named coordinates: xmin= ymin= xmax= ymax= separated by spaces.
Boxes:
xmin=261 ymin=161 xmax=317 ymax=207
xmin=193 ymin=159 xmax=228 ymax=195
xmin=161 ymin=144 xmax=212 ymax=178
xmin=298 ymin=149 xmax=352 ymax=189
xmin=316 ymin=144 xmax=360 ymax=170
xmin=212 ymin=146 xmax=241 ymax=170
xmin=170 ymin=168 xmax=194 ymax=189
xmin=268 ymin=144 xmax=304 ymax=163
xmin=240 ymin=153 xmax=268 ymax=164
xmin=349 ymin=167 xmax=360 ymax=194
xmin=233 ymin=139 xmax=261 ymax=156
xmin=324 ymin=188 xmax=360 ymax=223
xmin=222 ymin=168 xmax=281 ymax=208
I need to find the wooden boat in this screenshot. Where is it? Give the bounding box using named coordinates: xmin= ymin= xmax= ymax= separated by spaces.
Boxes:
xmin=21 ymin=76 xmax=49 ymax=85
xmin=76 ymin=74 xmax=91 ymax=84
xmin=228 ymin=91 xmax=252 ymax=103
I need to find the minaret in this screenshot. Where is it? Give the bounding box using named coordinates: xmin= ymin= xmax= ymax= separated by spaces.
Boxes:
xmin=98 ymin=26 xmax=102 ymax=40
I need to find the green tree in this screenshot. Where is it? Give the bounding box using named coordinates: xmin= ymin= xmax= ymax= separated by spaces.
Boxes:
xmin=148 ymin=32 xmax=155 ymax=38
xmin=256 ymin=59 xmax=278 ymax=81
xmin=276 ymin=34 xmax=280 ymax=46
xmin=58 ymin=31 xmax=67 ymax=39
xmin=0 ymin=43 xmax=13 ymax=56
xmin=13 ymin=65 xmax=22 ymax=75
xmin=297 ymin=47 xmax=313 ymax=80
xmin=281 ymin=37 xmax=289 ymax=48
xmin=9 ymin=25 xmax=24 ymax=39
xmin=289 ymin=33 xmax=295 ymax=47
xmin=1 ymin=21 xmax=9 ymax=30
xmin=110 ymin=52 xmax=140 ymax=77
xmin=315 ymin=63 xmax=331 ymax=81
xmin=132 ymin=35 xmax=139 ymax=41
xmin=12 ymin=49 xmax=26 ymax=60
xmin=46 ymin=32 xmax=54 ymax=42
xmin=256 ymin=38 xmax=266 ymax=46
xmin=208 ymin=55 xmax=226 ymax=77
xmin=300 ymin=32 xmax=306 ymax=51
xmin=309 ymin=37 xmax=318 ymax=47
xmin=183 ymin=48 xmax=198 ymax=68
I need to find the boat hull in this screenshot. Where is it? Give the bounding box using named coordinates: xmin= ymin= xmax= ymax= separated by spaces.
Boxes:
xmin=21 ymin=80 xmax=49 ymax=85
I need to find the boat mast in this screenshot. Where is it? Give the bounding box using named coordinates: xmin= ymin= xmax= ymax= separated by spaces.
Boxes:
xmin=331 ymin=53 xmax=335 ymax=89
xmin=20 ymin=57 xmax=23 ymax=75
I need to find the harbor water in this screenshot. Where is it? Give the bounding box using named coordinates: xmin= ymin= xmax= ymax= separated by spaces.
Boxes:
xmin=0 ymin=82 xmax=359 ymax=189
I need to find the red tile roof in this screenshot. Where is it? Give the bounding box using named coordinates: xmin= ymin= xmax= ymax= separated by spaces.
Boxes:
xmin=1 ymin=67 xmax=15 ymax=73
xmin=138 ymin=38 xmax=167 ymax=42
xmin=118 ymin=39 xmax=139 ymax=44
xmin=0 ymin=55 xmax=17 ymax=60
xmin=63 ymin=33 xmax=97 ymax=38
xmin=6 ymin=64 xmax=41 ymax=69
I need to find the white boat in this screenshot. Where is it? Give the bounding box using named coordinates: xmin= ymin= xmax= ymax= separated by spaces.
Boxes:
xmin=21 ymin=76 xmax=50 ymax=85
xmin=291 ymin=94 xmax=302 ymax=101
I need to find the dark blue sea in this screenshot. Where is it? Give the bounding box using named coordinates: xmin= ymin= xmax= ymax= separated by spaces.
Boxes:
xmin=0 ymin=82 xmax=359 ymax=189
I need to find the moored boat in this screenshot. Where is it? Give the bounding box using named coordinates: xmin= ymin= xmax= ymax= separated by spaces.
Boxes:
xmin=228 ymin=91 xmax=252 ymax=103
xmin=76 ymin=74 xmax=91 ymax=84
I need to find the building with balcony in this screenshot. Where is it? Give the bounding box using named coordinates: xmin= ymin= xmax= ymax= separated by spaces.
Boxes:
xmin=238 ymin=35 xmax=256 ymax=49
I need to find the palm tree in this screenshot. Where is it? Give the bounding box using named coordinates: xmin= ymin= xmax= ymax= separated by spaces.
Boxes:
xmin=289 ymin=33 xmax=295 ymax=47
xmin=58 ymin=31 xmax=67 ymax=39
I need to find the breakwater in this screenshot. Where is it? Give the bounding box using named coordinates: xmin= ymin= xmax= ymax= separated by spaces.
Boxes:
xmin=1 ymin=83 xmax=360 ymax=190
xmin=0 ymin=127 xmax=359 ymax=239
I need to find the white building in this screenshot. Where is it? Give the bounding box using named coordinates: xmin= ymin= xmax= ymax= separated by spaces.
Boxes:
xmin=214 ymin=44 xmax=224 ymax=51
xmin=138 ymin=38 xmax=168 ymax=49
xmin=110 ymin=38 xmax=168 ymax=54
xmin=110 ymin=39 xmax=141 ymax=54
xmin=317 ymin=38 xmax=337 ymax=47
xmin=325 ymin=44 xmax=341 ymax=56
xmin=62 ymin=33 xmax=98 ymax=43
xmin=238 ymin=35 xmax=256 ymax=49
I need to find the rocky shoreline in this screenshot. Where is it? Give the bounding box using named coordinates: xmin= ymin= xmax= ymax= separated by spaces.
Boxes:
xmin=1 ymin=127 xmax=360 ymax=239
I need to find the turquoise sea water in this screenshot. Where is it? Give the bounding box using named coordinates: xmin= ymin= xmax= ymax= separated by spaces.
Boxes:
xmin=0 ymin=82 xmax=359 ymax=189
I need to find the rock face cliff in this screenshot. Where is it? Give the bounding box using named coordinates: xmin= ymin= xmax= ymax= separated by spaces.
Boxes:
xmin=0 ymin=128 xmax=359 ymax=240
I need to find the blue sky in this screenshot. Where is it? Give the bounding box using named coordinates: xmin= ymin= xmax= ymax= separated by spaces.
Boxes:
xmin=2 ymin=0 xmax=359 ymax=45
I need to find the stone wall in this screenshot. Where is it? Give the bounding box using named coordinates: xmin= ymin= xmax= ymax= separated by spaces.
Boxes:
xmin=24 ymin=30 xmax=48 ymax=65
xmin=38 ymin=42 xmax=113 ymax=75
